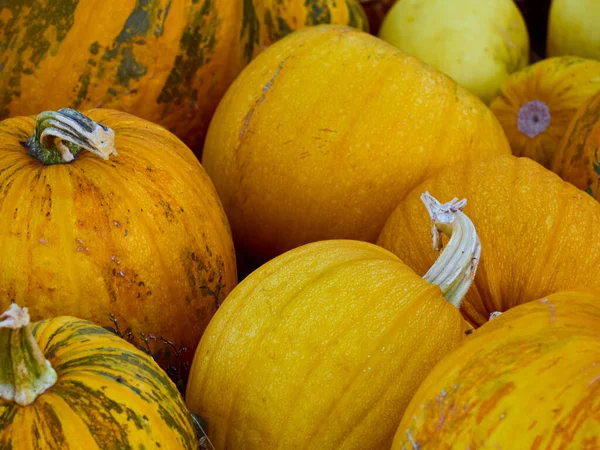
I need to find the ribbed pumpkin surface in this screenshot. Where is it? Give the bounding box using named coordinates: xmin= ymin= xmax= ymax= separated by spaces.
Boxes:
xmin=490 ymin=56 xmax=600 ymax=169
xmin=202 ymin=25 xmax=510 ymax=264
xmin=186 ymin=240 xmax=468 ymax=449
xmin=0 ymin=314 xmax=197 ymax=449
xmin=392 ymin=290 xmax=600 ymax=449
xmin=378 ymin=155 xmax=600 ymax=327
xmin=0 ymin=109 xmax=237 ymax=370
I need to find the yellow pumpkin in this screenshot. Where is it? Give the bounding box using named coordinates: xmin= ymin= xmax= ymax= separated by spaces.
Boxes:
xmin=547 ymin=0 xmax=600 ymax=61
xmin=378 ymin=155 xmax=600 ymax=327
xmin=0 ymin=303 xmax=198 ymax=449
xmin=0 ymin=108 xmax=237 ymax=376
xmin=185 ymin=193 xmax=480 ymax=449
xmin=553 ymin=90 xmax=600 ymax=199
xmin=490 ymin=56 xmax=600 ymax=169
xmin=392 ymin=290 xmax=600 ymax=449
xmin=201 ymin=25 xmax=510 ymax=264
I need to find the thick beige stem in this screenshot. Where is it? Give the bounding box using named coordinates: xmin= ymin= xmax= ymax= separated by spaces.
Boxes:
xmin=421 ymin=192 xmax=481 ymax=308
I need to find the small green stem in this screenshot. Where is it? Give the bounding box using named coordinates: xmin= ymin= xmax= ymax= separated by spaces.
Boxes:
xmin=0 ymin=304 xmax=57 ymax=406
xmin=421 ymin=192 xmax=481 ymax=308
xmin=24 ymin=108 xmax=117 ymax=165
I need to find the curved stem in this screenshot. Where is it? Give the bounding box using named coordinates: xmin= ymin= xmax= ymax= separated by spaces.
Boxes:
xmin=0 ymin=304 xmax=57 ymax=406
xmin=421 ymin=191 xmax=481 ymax=308
xmin=24 ymin=108 xmax=117 ymax=165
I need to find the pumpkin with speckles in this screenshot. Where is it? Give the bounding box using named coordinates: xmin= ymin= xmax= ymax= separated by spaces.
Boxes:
xmin=0 ymin=108 xmax=237 ymax=379
xmin=0 ymin=0 xmax=367 ymax=153
xmin=392 ymin=290 xmax=600 ymax=449
xmin=553 ymin=90 xmax=600 ymax=201
xmin=490 ymin=56 xmax=600 ymax=169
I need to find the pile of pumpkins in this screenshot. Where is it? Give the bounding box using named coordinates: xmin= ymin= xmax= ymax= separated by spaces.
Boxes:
xmin=1 ymin=0 xmax=599 ymax=448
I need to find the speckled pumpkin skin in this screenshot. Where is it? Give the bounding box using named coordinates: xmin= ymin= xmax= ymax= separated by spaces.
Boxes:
xmin=0 ymin=0 xmax=367 ymax=153
xmin=553 ymin=90 xmax=600 ymax=200
xmin=201 ymin=25 xmax=510 ymax=264
xmin=392 ymin=291 xmax=600 ymax=450
xmin=378 ymin=155 xmax=600 ymax=327
xmin=1 ymin=314 xmax=198 ymax=449
xmin=0 ymin=109 xmax=237 ymax=371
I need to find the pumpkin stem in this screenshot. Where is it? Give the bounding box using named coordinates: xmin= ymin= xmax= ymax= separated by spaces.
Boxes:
xmin=0 ymin=303 xmax=57 ymax=406
xmin=421 ymin=191 xmax=481 ymax=308
xmin=24 ymin=108 xmax=117 ymax=165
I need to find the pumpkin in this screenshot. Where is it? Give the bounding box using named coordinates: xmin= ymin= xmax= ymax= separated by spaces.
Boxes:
xmin=0 ymin=0 xmax=367 ymax=153
xmin=185 ymin=193 xmax=480 ymax=449
xmin=377 ymin=155 xmax=600 ymax=328
xmin=553 ymin=90 xmax=600 ymax=200
xmin=0 ymin=108 xmax=237 ymax=379
xmin=201 ymin=25 xmax=511 ymax=264
xmin=392 ymin=290 xmax=600 ymax=449
xmin=0 ymin=303 xmax=198 ymax=449
xmin=490 ymin=56 xmax=600 ymax=169
xmin=260 ymin=0 xmax=368 ymax=47
xmin=378 ymin=0 xmax=529 ymax=104
xmin=547 ymin=0 xmax=600 ymax=61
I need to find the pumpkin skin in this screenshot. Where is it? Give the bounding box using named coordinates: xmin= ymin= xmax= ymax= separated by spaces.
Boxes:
xmin=392 ymin=291 xmax=600 ymax=449
xmin=185 ymin=239 xmax=471 ymax=449
xmin=553 ymin=90 xmax=600 ymax=200
xmin=201 ymin=25 xmax=511 ymax=264
xmin=490 ymin=56 xmax=600 ymax=169
xmin=0 ymin=109 xmax=237 ymax=373
xmin=260 ymin=0 xmax=368 ymax=47
xmin=547 ymin=0 xmax=600 ymax=61
xmin=0 ymin=0 xmax=367 ymax=153
xmin=377 ymin=155 xmax=600 ymax=327
xmin=0 ymin=309 xmax=198 ymax=449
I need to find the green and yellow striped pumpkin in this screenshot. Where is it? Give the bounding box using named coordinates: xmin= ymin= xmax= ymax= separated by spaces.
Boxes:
xmin=0 ymin=0 xmax=367 ymax=153
xmin=0 ymin=303 xmax=197 ymax=449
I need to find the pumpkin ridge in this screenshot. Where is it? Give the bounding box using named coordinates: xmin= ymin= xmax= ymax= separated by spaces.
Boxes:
xmin=221 ymin=254 xmax=398 ymax=447
xmin=302 ymin=284 xmax=443 ymax=448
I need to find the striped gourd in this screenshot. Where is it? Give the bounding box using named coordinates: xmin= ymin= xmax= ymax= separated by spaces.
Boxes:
xmin=0 ymin=0 xmax=367 ymax=153
xmin=0 ymin=303 xmax=197 ymax=449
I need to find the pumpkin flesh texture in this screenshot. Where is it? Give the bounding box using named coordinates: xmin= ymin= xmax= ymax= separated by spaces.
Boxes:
xmin=377 ymin=155 xmax=600 ymax=327
xmin=201 ymin=25 xmax=510 ymax=264
xmin=0 ymin=109 xmax=237 ymax=370
xmin=0 ymin=314 xmax=197 ymax=449
xmin=553 ymin=90 xmax=600 ymax=200
xmin=185 ymin=240 xmax=468 ymax=449
xmin=490 ymin=56 xmax=600 ymax=169
xmin=392 ymin=291 xmax=600 ymax=449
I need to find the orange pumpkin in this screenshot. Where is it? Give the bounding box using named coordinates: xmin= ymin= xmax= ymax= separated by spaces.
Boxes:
xmin=201 ymin=25 xmax=510 ymax=264
xmin=392 ymin=290 xmax=600 ymax=449
xmin=377 ymin=155 xmax=600 ymax=327
xmin=490 ymin=56 xmax=600 ymax=169
xmin=186 ymin=193 xmax=479 ymax=449
xmin=0 ymin=108 xmax=237 ymax=378
xmin=0 ymin=0 xmax=367 ymax=153
xmin=553 ymin=90 xmax=600 ymax=200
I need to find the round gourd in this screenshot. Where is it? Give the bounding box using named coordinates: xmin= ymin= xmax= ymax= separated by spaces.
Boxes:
xmin=392 ymin=290 xmax=600 ymax=449
xmin=201 ymin=25 xmax=511 ymax=264
xmin=0 ymin=0 xmax=367 ymax=153
xmin=261 ymin=0 xmax=368 ymax=46
xmin=0 ymin=108 xmax=237 ymax=376
xmin=378 ymin=0 xmax=529 ymax=104
xmin=553 ymin=90 xmax=600 ymax=199
xmin=186 ymin=193 xmax=481 ymax=449
xmin=490 ymin=56 xmax=600 ymax=168
xmin=377 ymin=155 xmax=600 ymax=327
xmin=0 ymin=303 xmax=198 ymax=449
xmin=547 ymin=0 xmax=600 ymax=61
